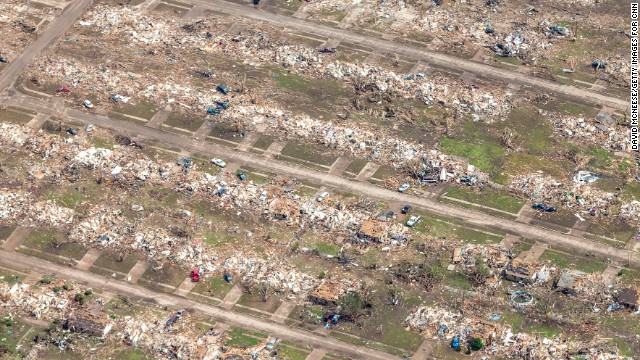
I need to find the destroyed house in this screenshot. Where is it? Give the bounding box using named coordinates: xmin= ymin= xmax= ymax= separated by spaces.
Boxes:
xmin=616 ymin=287 xmax=639 ymax=310
xmin=268 ymin=198 xmax=296 ymax=220
xmin=555 ymin=269 xmax=586 ymax=295
xmin=356 ymin=220 xmax=387 ymax=242
xmin=502 ymin=257 xmax=535 ymax=284
xmin=309 ymin=282 xmax=342 ymax=306
xmin=64 ymin=306 xmax=108 ymax=337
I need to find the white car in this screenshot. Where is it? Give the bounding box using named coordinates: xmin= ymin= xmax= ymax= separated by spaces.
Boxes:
xmin=260 ymin=191 xmax=267 ymax=203
xmin=316 ymin=192 xmax=329 ymax=202
xmin=398 ymin=183 xmax=410 ymax=192
xmin=83 ymin=100 xmax=94 ymax=109
xmin=406 ymin=215 xmax=421 ymax=227
xmin=211 ymin=158 xmax=226 ymax=168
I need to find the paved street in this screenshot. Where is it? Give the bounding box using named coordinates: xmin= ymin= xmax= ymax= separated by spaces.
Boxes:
xmin=3 ymin=93 xmax=637 ymax=267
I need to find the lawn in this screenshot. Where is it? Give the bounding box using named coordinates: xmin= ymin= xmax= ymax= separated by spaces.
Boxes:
xmin=280 ymin=141 xmax=339 ymax=167
xmin=413 ymin=215 xmax=503 ymax=244
xmin=225 ymin=327 xmax=267 ymax=348
xmin=203 ymin=230 xmax=237 ymax=249
xmin=344 ymin=158 xmax=368 ymax=176
xmin=0 ymin=109 xmax=34 ymax=124
xmin=22 ymin=230 xmax=88 ymax=260
xmin=112 ymin=101 xmax=158 ymax=120
xmin=252 ymin=134 xmax=275 ymax=150
xmin=236 ymin=291 xmax=283 ymax=313
xmin=443 ymin=186 xmax=525 ymax=214
xmin=371 ymin=165 xmax=397 ymax=180
xmin=140 ymin=261 xmax=187 ymax=288
xmin=587 ymin=219 xmax=637 ymax=242
xmin=163 ymin=111 xmax=204 ymax=132
xmin=539 ymin=249 xmax=608 ymax=273
xmin=192 ymin=276 xmax=234 ymax=298
xmin=43 ymin=188 xmax=85 ymax=209
xmin=440 ymin=137 xmax=504 ymax=178
xmin=92 ymin=251 xmax=140 ymax=274
xmin=275 ymin=345 xmax=310 ymax=360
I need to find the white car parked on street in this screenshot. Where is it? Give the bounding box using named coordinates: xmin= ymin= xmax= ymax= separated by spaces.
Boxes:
xmin=211 ymin=158 xmax=226 ymax=168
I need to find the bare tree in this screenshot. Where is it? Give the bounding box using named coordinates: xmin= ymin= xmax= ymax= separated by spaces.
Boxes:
xmin=258 ymin=282 xmax=271 ymax=302
xmin=240 ymin=278 xmax=253 ymax=295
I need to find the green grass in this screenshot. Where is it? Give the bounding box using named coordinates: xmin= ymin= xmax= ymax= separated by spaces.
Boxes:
xmin=164 ymin=111 xmax=204 ymax=132
xmin=203 ymin=231 xmax=236 ymax=249
xmin=280 ymin=141 xmax=339 ymax=166
xmin=587 ymin=147 xmax=612 ymax=169
xmin=274 ymin=70 xmax=310 ymax=92
xmin=444 ymin=187 xmax=525 ymax=214
xmin=443 ymin=270 xmax=471 ymax=290
xmin=440 ymin=137 xmax=505 ymax=178
xmin=524 ymin=323 xmax=562 ymax=338
xmin=112 ymin=101 xmax=157 ymax=120
xmin=93 ymin=251 xmax=140 ymax=274
xmin=253 ymin=134 xmax=274 ymax=150
xmin=23 ymin=230 xmax=87 ymax=260
xmin=414 ymin=215 xmax=503 ymax=244
xmin=539 ymin=249 xmax=608 ymax=273
xmin=0 ymin=225 xmax=16 ymax=240
xmin=328 ymin=331 xmax=411 ymax=357
xmin=510 ymin=241 xmax=534 ymax=256
xmin=621 ymin=182 xmax=640 ymax=202
xmin=113 ymin=348 xmax=152 ymax=360
xmin=616 ymin=268 xmax=640 ymax=286
xmin=371 ymin=165 xmax=397 ymax=180
xmin=88 ymin=136 xmax=114 ymax=150
xmin=237 ymin=291 xmax=282 ymax=313
xmin=587 ymin=219 xmax=636 ymax=242
xmin=610 ymin=337 xmax=634 ymax=357
xmin=43 ymin=189 xmax=85 ymax=209
xmin=140 ymin=261 xmax=186 ymax=287
xmin=225 ymin=327 xmax=266 ymax=348
xmin=499 ymin=311 xmax=525 ymax=331
xmin=315 ymin=241 xmax=340 ymax=256
xmin=0 ymin=109 xmax=34 ymax=124
xmin=276 ymin=345 xmax=310 ymax=360
xmin=193 ymin=276 xmax=234 ymax=298
xmin=344 ymin=158 xmax=368 ymax=176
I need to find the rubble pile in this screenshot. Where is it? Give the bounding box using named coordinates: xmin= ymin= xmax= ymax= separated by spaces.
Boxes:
xmin=121 ymin=310 xmax=225 ymax=359
xmin=0 ymin=0 xmax=60 ymax=59
xmin=0 ymin=123 xmax=418 ymax=295
xmin=405 ymin=305 xmax=627 ymax=359
xmin=0 ymin=190 xmax=74 ymax=226
xmin=32 ymin=4 xmax=512 ymax=121
xmin=549 ymin=111 xmax=632 ymax=152
xmin=510 ymin=173 xmax=640 ymax=223
xmin=1 ymin=281 xmax=83 ymax=321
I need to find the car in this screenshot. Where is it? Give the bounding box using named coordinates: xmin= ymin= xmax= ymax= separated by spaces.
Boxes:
xmin=211 ymin=158 xmax=226 ymax=168
xmin=316 ymin=192 xmax=329 ymax=202
xmin=237 ymin=172 xmax=247 ymax=181
xmin=532 ymin=203 xmax=556 ymax=212
xmin=265 ymin=338 xmax=279 ymax=350
xmin=67 ymin=128 xmax=78 ymax=136
xmin=83 ymin=100 xmax=94 ymax=109
xmin=217 ymin=84 xmax=229 ymax=94
xmin=319 ymin=47 xmax=337 ymax=53
xmin=260 ymin=191 xmax=267 ymax=202
xmin=386 ymin=211 xmax=394 ymax=220
xmin=85 ymin=124 xmax=94 ymax=133
xmin=0 ymin=56 xmax=8 ymax=63
xmin=401 ymin=205 xmax=412 ymax=214
xmin=406 ymin=215 xmax=421 ymax=227
xmin=207 ymin=107 xmax=221 ymax=115
xmin=398 ymin=183 xmax=410 ymax=192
